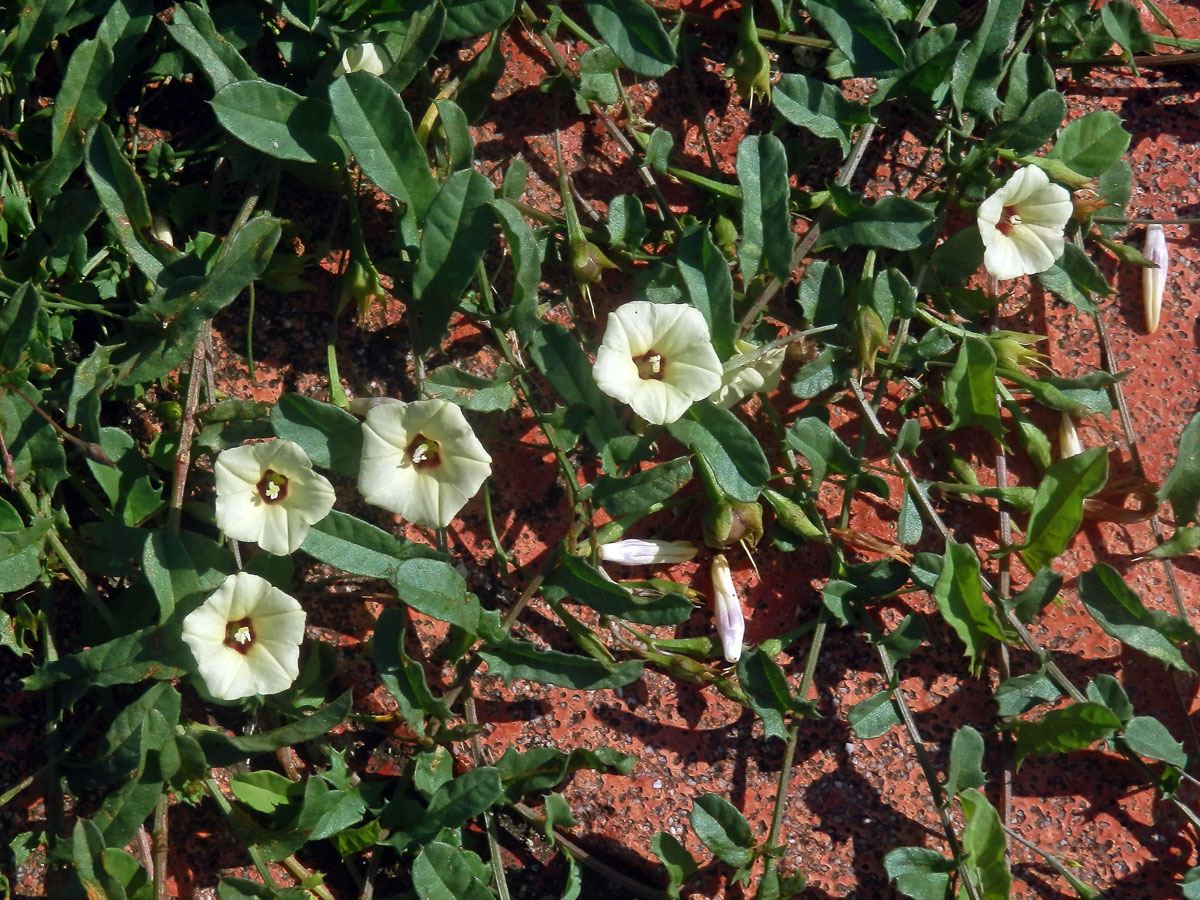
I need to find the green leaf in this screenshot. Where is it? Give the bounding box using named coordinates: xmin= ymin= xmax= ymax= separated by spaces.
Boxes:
xmin=1144 ymin=525 xmax=1200 ymax=560
xmin=210 ymin=79 xmax=343 ymax=164
xmin=1047 ymin=110 xmax=1132 ymax=177
xmin=412 ymin=168 xmax=494 ymax=350
xmin=373 ymin=607 xmax=449 ymax=733
xmin=86 ymin=427 xmax=164 ymax=526
xmin=773 ymin=72 xmax=871 ymax=154
xmin=1004 ymin=566 xmax=1062 ymax=624
xmin=847 ymin=689 xmax=901 ymax=739
xmin=433 ymin=99 xmax=474 ymax=171
xmin=329 ymin=72 xmax=437 ymax=222
xmin=958 ymin=789 xmax=1011 ymax=900
xmin=737 ymin=647 xmax=800 ymax=741
xmin=424 ymin=364 xmax=517 ymax=412
xmin=545 ymin=555 xmax=693 ymax=625
xmin=426 ymin=767 xmax=504 ymax=831
xmin=24 ymin=627 xmax=183 ymax=699
xmin=270 ymin=393 xmax=363 ymax=478
xmin=1078 ymin=562 xmax=1199 ymax=672
xmin=1009 ymin=701 xmax=1121 ymax=769
xmin=667 ymin=402 xmax=770 ymax=503
xmin=1036 ymin=244 xmax=1107 ymax=313
xmin=443 ymin=0 xmax=516 ymax=40
xmin=652 ymin=832 xmax=698 ymax=899
xmin=166 ymin=1 xmax=256 ymax=91
xmin=1123 ymin=716 xmax=1187 ymax=768
xmin=994 ymin=670 xmax=1061 ymax=718
xmin=785 ymin=416 xmax=859 ymax=486
xmin=192 ymin=693 xmax=353 ymax=765
xmin=932 ymin=541 xmax=1003 ymax=676
xmin=943 ymin=725 xmax=986 ymax=799
xmin=0 ymin=512 xmax=51 ymax=594
xmin=677 ymin=224 xmax=735 ymax=358
xmin=1184 ymin=867 xmax=1200 ymax=900
xmin=1159 ymin=411 xmax=1200 ymax=525
xmin=949 ymin=0 xmax=1022 ymax=115
xmin=411 ymin=841 xmax=493 ymax=900
xmin=689 ymin=793 xmax=754 ymax=868
xmin=231 ymin=770 xmax=300 ymax=814
xmin=884 ymin=846 xmax=953 ymax=900
xmin=144 ymin=529 xmax=232 ymax=622
xmin=796 ymin=258 xmax=845 ymax=329
xmin=582 ymin=0 xmax=675 ymax=77
xmin=478 ymin=637 xmax=644 ymax=689
xmin=590 ymin=456 xmax=692 ymax=519
xmin=390 ymin=558 xmax=484 ymax=634
xmin=0 ymin=283 xmax=40 ymax=372
xmin=818 ymin=192 xmax=936 ymax=251
xmin=381 ymin=0 xmax=445 ymax=92
xmin=1015 ymin=447 xmax=1107 ymax=573
xmin=943 ymin=338 xmax=1001 ymax=438
xmin=300 ymin=510 xmax=436 ymax=579
xmin=998 ymin=89 xmax=1066 ymax=156
xmin=801 ymin=0 xmax=904 ymax=76
xmin=1085 ymin=673 xmax=1134 ymax=723
xmin=491 ymin=199 xmax=544 ymax=338
xmin=736 ymin=135 xmax=792 ymax=283
xmin=84 ymin=123 xmax=163 ymax=283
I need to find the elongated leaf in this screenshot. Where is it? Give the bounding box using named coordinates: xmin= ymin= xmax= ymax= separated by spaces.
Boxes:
xmin=667 ymin=402 xmax=770 ymax=503
xmin=1015 ymin=447 xmax=1107 ymax=573
xmin=330 ymin=72 xmax=437 ymax=221
xmin=884 ymin=846 xmax=953 ymax=900
xmin=1122 ymin=716 xmax=1187 ymax=768
xmin=426 ymin=767 xmax=504 ymax=830
xmin=211 ymin=79 xmax=342 ymax=164
xmin=774 ymin=72 xmax=871 ymax=153
xmin=944 ymin=726 xmax=986 ymax=799
xmin=999 ymin=89 xmax=1066 ymax=156
xmin=545 ymin=555 xmax=692 ymax=624
xmin=1047 ymin=110 xmax=1131 ymax=177
xmin=818 ymin=193 xmax=936 ymax=251
xmin=736 ymin=647 xmax=799 ymax=740
xmin=1078 ymin=562 xmax=1198 ymax=672
xmin=582 ymin=0 xmax=675 ymax=77
xmin=412 ymin=841 xmax=494 ymax=900
xmin=943 ymin=338 xmax=1001 ymax=438
xmin=848 ymin=689 xmax=901 ymax=740
xmin=193 ymin=693 xmax=353 ymax=765
xmin=373 ymin=607 xmax=450 ymax=732
xmin=1144 ymin=525 xmax=1200 ymax=560
xmin=736 ymin=135 xmax=792 ymax=283
xmin=390 ymin=559 xmax=484 ymax=634
xmin=423 ymin=364 xmax=516 ymax=412
xmin=1036 ymin=242 xmax=1108 ymax=313
xmin=167 ymin=1 xmax=256 ymax=91
xmin=443 ymin=0 xmax=515 ymax=39
xmin=652 ymin=832 xmax=698 ymax=899
xmin=590 ymin=456 xmax=692 ymax=519
xmin=689 ymin=793 xmax=754 ymax=867
xmin=85 ymin=123 xmax=162 ymax=282
xmin=801 ymin=0 xmax=904 ymax=76
xmin=785 ymin=416 xmax=859 ymax=486
xmin=479 ymin=637 xmax=644 ymax=689
xmin=300 ymin=511 xmax=435 ymax=578
xmin=958 ymin=789 xmax=1011 ymax=900
xmin=1159 ymin=411 xmax=1200 ymax=525
xmin=933 ymin=542 xmax=1003 ymax=675
xmin=1009 ymin=701 xmax=1121 ymax=769
xmin=491 ymin=199 xmax=543 ymax=338
xmin=994 ymin=670 xmax=1061 ymax=718
xmin=382 ymin=0 xmax=445 ymax=92
xmin=270 ymin=393 xmax=362 ymax=478
xmin=0 ymin=283 xmax=40 ymax=373
xmin=677 ymin=224 xmax=735 ymax=358
xmin=949 ymin=0 xmax=1022 ymax=115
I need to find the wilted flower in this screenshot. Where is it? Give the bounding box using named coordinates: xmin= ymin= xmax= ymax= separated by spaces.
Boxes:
xmin=215 ymin=440 xmax=336 ymax=556
xmin=593 ymin=301 xmax=724 ymax=425
xmin=597 ymin=539 xmax=698 ymax=566
xmin=1143 ymin=224 xmax=1168 ymax=333
xmin=358 ymin=398 xmax=493 ymax=528
xmin=182 ymin=572 xmax=306 ymax=701
xmin=1059 ymin=413 xmax=1083 ymax=458
xmin=709 ymin=339 xmax=786 ymax=409
xmin=711 ymin=554 xmax=745 ymax=663
xmin=977 ymin=166 xmax=1073 ymax=280
xmin=333 ymin=42 xmax=388 ymax=77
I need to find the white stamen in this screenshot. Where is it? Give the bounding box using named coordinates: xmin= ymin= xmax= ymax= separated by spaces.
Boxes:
xmin=264 ymin=480 xmax=281 ymax=500
xmin=232 ymin=626 xmax=252 ymax=645
xmin=648 ymin=354 xmax=662 ymax=374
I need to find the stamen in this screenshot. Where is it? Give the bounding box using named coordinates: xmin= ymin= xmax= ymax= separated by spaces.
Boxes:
xmin=224 ymin=617 xmax=255 ymax=653
xmin=256 ymin=469 xmax=289 ymax=503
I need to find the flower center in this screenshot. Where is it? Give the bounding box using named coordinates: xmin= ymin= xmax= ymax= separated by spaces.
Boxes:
xmin=225 ymin=617 xmax=255 ymax=654
xmin=404 ymin=434 xmax=441 ymax=469
xmin=257 ymin=469 xmax=289 ymax=504
xmin=997 ymin=205 xmax=1022 ymax=236
xmin=634 ymin=350 xmax=666 ymax=381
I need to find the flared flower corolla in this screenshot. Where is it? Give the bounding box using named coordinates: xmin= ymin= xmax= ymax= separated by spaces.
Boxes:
xmin=358 ymin=398 xmax=493 ymax=528
xmin=710 ymin=339 xmax=786 ymax=409
xmin=598 ymin=539 xmax=698 ymax=566
xmin=215 ymin=440 xmax=336 ymax=556
xmin=977 ymin=166 xmax=1073 ymax=280
xmin=711 ymin=554 xmax=745 ymax=663
xmin=182 ymin=572 xmax=306 ymax=701
xmin=593 ymin=301 xmax=724 ymax=425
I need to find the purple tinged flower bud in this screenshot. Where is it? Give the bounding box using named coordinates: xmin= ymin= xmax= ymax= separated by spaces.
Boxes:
xmin=1142 ymin=224 xmax=1168 ymax=334
xmin=711 ymin=554 xmax=745 ymax=663
xmin=596 ymin=539 xmax=698 ymax=566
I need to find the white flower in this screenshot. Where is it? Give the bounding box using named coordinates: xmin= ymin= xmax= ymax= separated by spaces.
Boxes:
xmin=333 ymin=42 xmax=388 ymax=77
xmin=182 ymin=572 xmax=306 ymax=701
xmin=1143 ymin=224 xmax=1168 ymax=333
xmin=709 ymin=339 xmax=786 ymax=409
xmin=977 ymin=166 xmax=1073 ymax=280
xmin=215 ymin=440 xmax=336 ymax=556
xmin=593 ymin=301 xmax=724 ymax=425
xmin=358 ymin=398 xmax=492 ymax=528
xmin=597 ymin=539 xmax=698 ymax=566
xmin=711 ymin=554 xmax=745 ymax=663
xmin=1059 ymin=413 xmax=1083 ymax=459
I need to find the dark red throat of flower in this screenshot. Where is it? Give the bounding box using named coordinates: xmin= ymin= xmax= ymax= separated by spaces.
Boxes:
xmin=634 ymin=350 xmax=666 ymax=381
xmin=405 ymin=434 xmax=441 ymax=469
xmin=996 ymin=205 xmax=1019 ymax=236
xmin=257 ymin=469 xmax=289 ymax=504
xmin=225 ymin=617 xmax=255 ymax=653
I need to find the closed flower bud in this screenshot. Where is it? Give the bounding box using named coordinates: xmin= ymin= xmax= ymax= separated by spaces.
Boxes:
xmin=334 ymin=42 xmax=389 ymax=77
xmin=711 ymin=554 xmax=745 ymax=663
xmin=597 ymin=538 xmax=698 ymax=566
xmin=855 ymin=307 xmax=888 ymax=376
xmin=1059 ymin=413 xmax=1083 ymax=458
xmin=571 ymin=240 xmax=617 ymax=285
xmin=733 ymin=8 xmax=771 ymax=105
xmin=1142 ymin=224 xmax=1168 ymax=334
xmin=703 ymin=498 xmax=763 ymax=549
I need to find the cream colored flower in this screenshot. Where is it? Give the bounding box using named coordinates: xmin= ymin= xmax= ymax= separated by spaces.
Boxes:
xmin=710 ymin=339 xmax=785 ymax=408
xmin=358 ymin=399 xmax=492 ymax=528
xmin=215 ymin=440 xmax=336 ymax=556
xmin=182 ymin=572 xmax=306 ymax=701
xmin=1059 ymin=413 xmax=1083 ymax=459
xmin=977 ymin=166 xmax=1073 ymax=280
xmin=711 ymin=554 xmax=744 ymax=663
xmin=593 ymin=301 xmax=724 ymax=425
xmin=333 ymin=42 xmax=388 ymax=77
xmin=1143 ymin=224 xmax=1168 ymax=333
xmin=598 ymin=539 xmax=698 ymax=566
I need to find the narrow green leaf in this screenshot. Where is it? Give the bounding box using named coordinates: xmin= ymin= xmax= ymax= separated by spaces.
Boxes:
xmin=943 ymin=338 xmax=1002 ymax=438
xmin=1159 ymin=411 xmax=1200 ymax=525
xmin=590 ymin=456 xmax=692 ymax=519
xmin=373 ymin=607 xmax=449 ymax=732
xmin=801 ymin=0 xmax=904 ymax=76
xmin=1123 ymin=716 xmax=1187 ymax=768
xmin=479 ymin=637 xmax=644 ymax=689
xmin=677 ymin=224 xmax=735 ymax=358
xmin=84 ymin=123 xmax=162 ymax=283
xmin=652 ymin=831 xmax=697 ymax=898
xmin=1010 ymin=701 xmax=1121 ymax=769
xmin=426 ymin=767 xmax=504 ymax=830
xmin=1078 ymin=562 xmax=1199 ymax=672
xmin=1047 ymin=109 xmax=1132 ymax=177
xmin=211 ymin=79 xmax=343 ymax=164
xmin=848 ymin=689 xmax=901 ymax=740
xmin=270 ymin=393 xmax=362 ymax=478
xmin=545 ymin=555 xmax=693 ymax=625
xmin=736 ymin=135 xmax=792 ymax=283
xmin=773 ymin=72 xmax=870 ymax=153
xmin=1015 ymin=447 xmax=1107 ymax=573
xmin=300 ymin=510 xmax=436 ymax=579
xmin=443 ymin=0 xmax=516 ymax=40
xmin=818 ymin=192 xmax=936 ymax=251
xmin=883 ymin=846 xmax=953 ymax=900
xmin=329 ymin=72 xmax=437 ymax=221
xmin=582 ymin=0 xmax=676 ymax=77
xmin=667 ymin=402 xmax=770 ymax=503
xmin=192 ymin=693 xmax=353 ymax=765
xmin=0 ymin=283 xmax=41 ymax=372
xmin=932 ymin=541 xmax=1003 ymax=676
xmin=944 ymin=725 xmax=986 ymax=799
xmin=390 ymin=558 xmax=484 ymax=634
xmin=1144 ymin=525 xmax=1200 ymax=560
xmin=737 ymin=647 xmax=799 ymax=741
xmin=166 ymin=1 xmax=256 ymax=91
xmin=381 ymin=0 xmax=445 ymax=92
xmin=689 ymin=793 xmax=755 ymax=868
xmin=491 ymin=199 xmax=543 ymax=338
xmin=949 ymin=0 xmax=1023 ymax=115
xmin=958 ymin=789 xmax=1011 ymax=900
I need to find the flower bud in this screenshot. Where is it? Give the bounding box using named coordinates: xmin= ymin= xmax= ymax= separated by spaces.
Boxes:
xmin=711 ymin=554 xmax=745 ymax=663
xmin=1058 ymin=413 xmax=1083 ymax=458
xmin=596 ymin=538 xmax=698 ymax=566
xmin=334 ymin=42 xmax=389 ymax=77
xmin=571 ymin=240 xmax=617 ymax=285
xmin=988 ymin=330 xmax=1048 ymax=373
xmin=703 ymin=498 xmax=763 ymax=549
xmin=733 ymin=8 xmax=771 ymax=105
xmin=1142 ymin=224 xmax=1168 ymax=334
xmin=855 ymin=307 xmax=887 ymax=376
